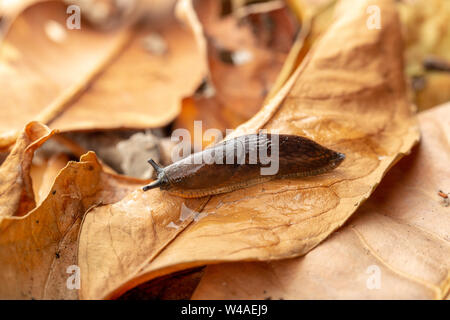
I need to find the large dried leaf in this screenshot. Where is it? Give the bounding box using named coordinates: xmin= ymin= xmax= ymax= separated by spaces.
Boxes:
xmin=192 ymin=103 xmax=450 ymax=300
xmin=49 ymin=18 xmax=205 ymax=131
xmin=79 ymin=189 xmax=208 ymax=299
xmin=0 ymin=124 xmax=145 ymax=299
xmin=78 ymin=0 xmax=419 ymax=299
xmin=0 ymin=122 xmax=55 ymax=221
xmin=0 ymin=1 xmax=130 ymax=148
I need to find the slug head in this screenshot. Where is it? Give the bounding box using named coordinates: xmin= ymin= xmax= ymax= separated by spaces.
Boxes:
xmin=142 ymin=159 xmax=169 ymax=191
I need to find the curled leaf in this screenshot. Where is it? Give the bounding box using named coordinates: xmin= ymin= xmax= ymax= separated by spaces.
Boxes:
xmin=0 ymin=122 xmax=55 ymax=221
xmin=0 ymin=122 xmax=145 ymax=299
xmin=30 ymin=152 xmax=70 ymax=205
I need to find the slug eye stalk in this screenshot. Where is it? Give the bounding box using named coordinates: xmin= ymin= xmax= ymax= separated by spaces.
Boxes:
xmin=147 ymin=159 xmax=163 ymax=174
xmin=142 ymin=159 xmax=166 ymax=191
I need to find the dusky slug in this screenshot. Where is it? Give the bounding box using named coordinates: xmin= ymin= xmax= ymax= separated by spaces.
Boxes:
xmin=142 ymin=134 xmax=345 ymax=198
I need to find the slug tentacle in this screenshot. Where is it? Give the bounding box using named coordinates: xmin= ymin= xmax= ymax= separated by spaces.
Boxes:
xmin=142 ymin=159 xmax=167 ymax=191
xmin=142 ymin=179 xmax=163 ymax=191
xmin=142 ymin=134 xmax=345 ymax=198
xmin=147 ymin=159 xmax=163 ymax=174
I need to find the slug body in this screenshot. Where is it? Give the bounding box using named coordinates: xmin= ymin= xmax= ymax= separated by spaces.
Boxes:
xmin=143 ymin=134 xmax=345 ymax=198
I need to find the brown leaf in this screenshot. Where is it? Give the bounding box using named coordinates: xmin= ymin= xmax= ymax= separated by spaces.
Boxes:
xmin=268 ymin=0 xmax=336 ymax=101
xmin=0 ymin=0 xmax=44 ymax=38
xmin=173 ymin=0 xmax=297 ymax=147
xmin=0 ymin=1 xmax=130 ymax=148
xmin=78 ymin=188 xmax=208 ymax=299
xmin=0 ymin=122 xmax=55 ymax=221
xmin=49 ymin=18 xmax=205 ymax=132
xmin=30 ymin=153 xmax=69 ymax=205
xmin=0 ymin=124 xmax=145 ymax=299
xmin=78 ymin=0 xmax=419 ymax=299
xmin=192 ymin=103 xmax=450 ymax=300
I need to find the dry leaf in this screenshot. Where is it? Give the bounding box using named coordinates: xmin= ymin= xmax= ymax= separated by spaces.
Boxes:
xmin=78 ymin=188 xmax=208 ymax=299
xmin=0 ymin=123 xmax=146 ymax=299
xmin=30 ymin=153 xmax=69 ymax=205
xmin=0 ymin=0 xmax=44 ymax=39
xmin=266 ymin=0 xmax=336 ymax=101
xmin=0 ymin=1 xmax=130 ymax=148
xmin=0 ymin=122 xmax=55 ymax=221
xmin=49 ymin=17 xmax=205 ymax=132
xmin=77 ymin=0 xmax=419 ymax=299
xmin=192 ymin=103 xmax=450 ymax=300
xmin=173 ymin=0 xmax=297 ymax=147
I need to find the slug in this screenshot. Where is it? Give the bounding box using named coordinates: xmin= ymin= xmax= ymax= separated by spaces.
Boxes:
xmin=142 ymin=134 xmax=345 ymax=198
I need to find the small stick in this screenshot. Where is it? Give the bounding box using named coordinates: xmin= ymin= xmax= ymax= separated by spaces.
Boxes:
xmin=423 ymin=56 xmax=450 ymax=73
